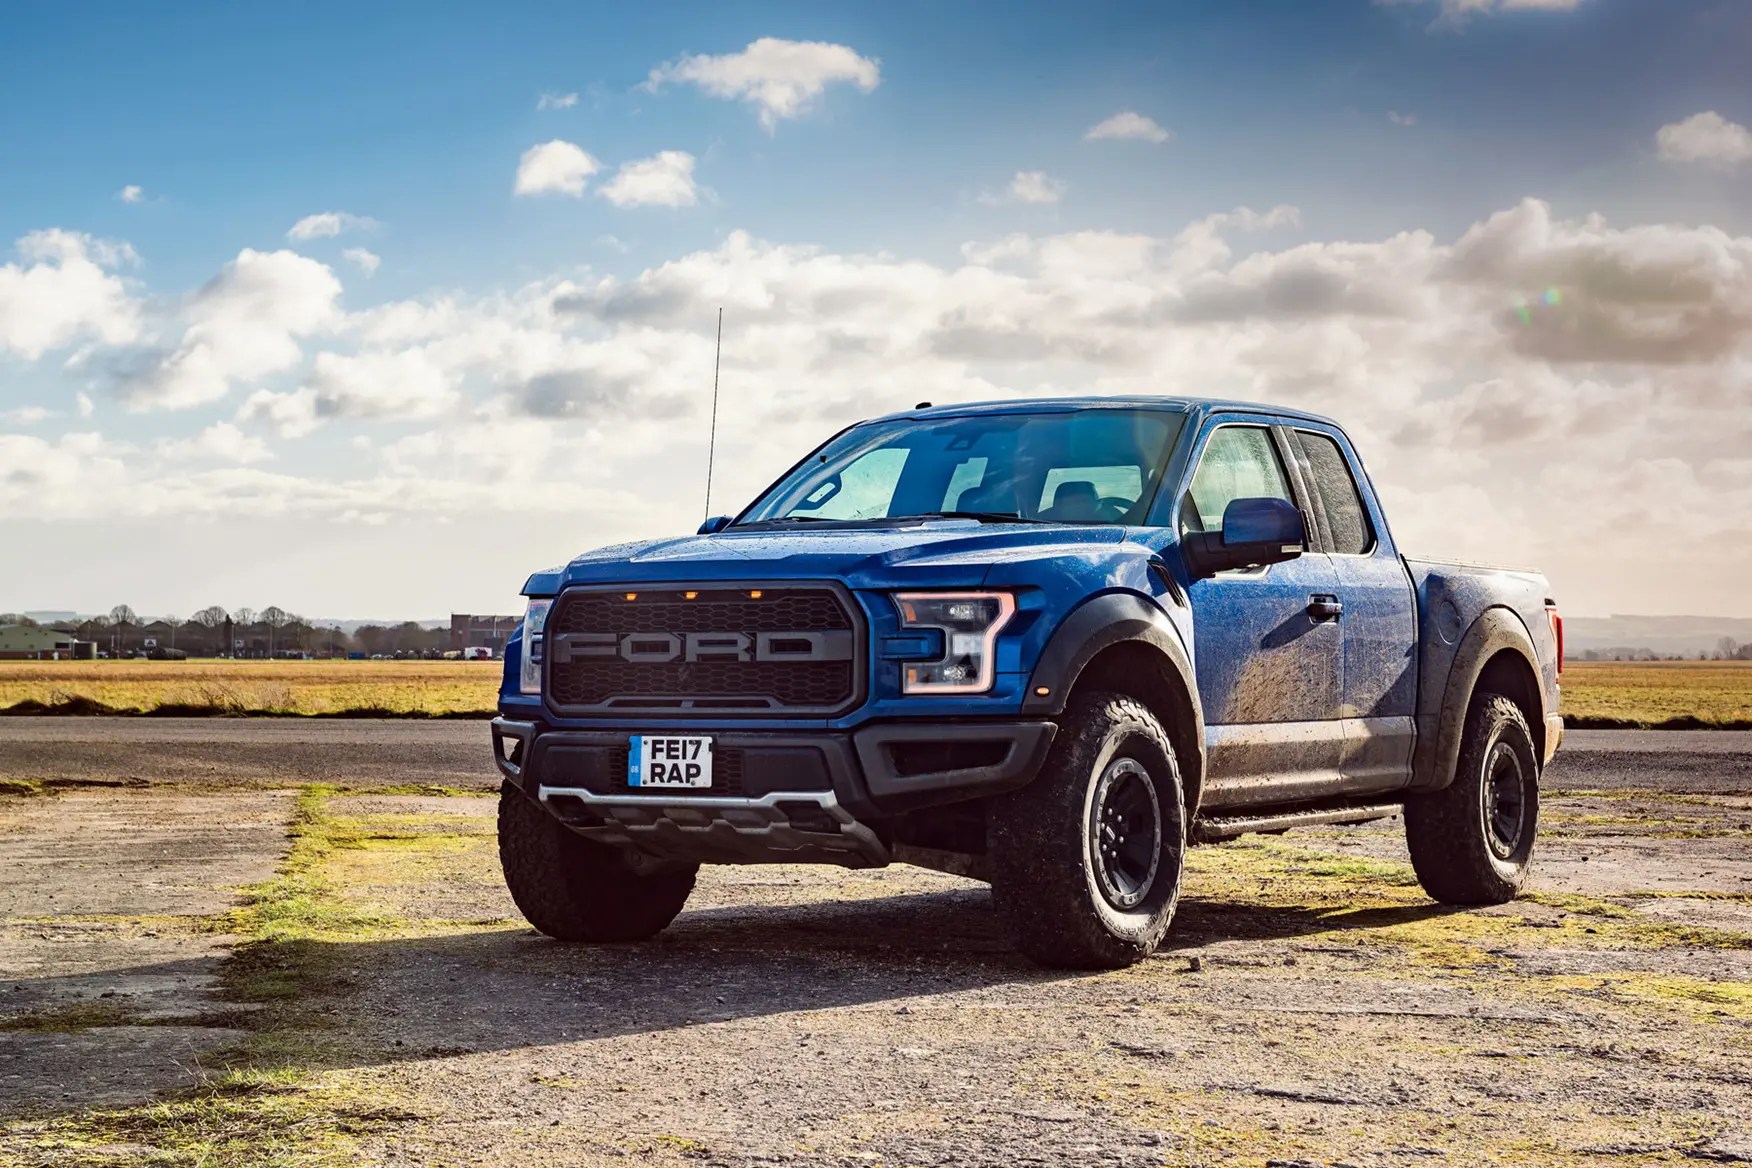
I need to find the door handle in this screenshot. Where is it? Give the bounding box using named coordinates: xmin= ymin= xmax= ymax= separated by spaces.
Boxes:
xmin=1307 ymin=595 xmax=1343 ymax=620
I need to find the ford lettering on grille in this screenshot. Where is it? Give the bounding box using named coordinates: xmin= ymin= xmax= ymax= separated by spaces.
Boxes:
xmin=543 ymin=585 xmax=862 ymax=714
xmin=550 ymin=630 xmax=854 ymax=665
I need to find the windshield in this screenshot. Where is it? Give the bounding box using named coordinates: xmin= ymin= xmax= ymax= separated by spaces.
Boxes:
xmin=737 ymin=408 xmax=1185 ymax=527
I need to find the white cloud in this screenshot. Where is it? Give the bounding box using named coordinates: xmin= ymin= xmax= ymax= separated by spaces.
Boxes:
xmin=156 ymin=421 xmax=274 ymax=465
xmin=982 ymin=171 xmax=1065 ymax=206
xmin=119 ymin=248 xmax=342 ymax=410
xmin=118 ymin=184 xmax=143 ymax=203
xmin=1 ymin=406 xmax=53 ymax=424
xmin=76 ymin=392 xmax=94 ymax=418
xmin=645 ymin=37 xmax=880 ymax=130
xmin=287 ymin=211 xmax=378 ymax=241
xmin=342 ymin=247 xmax=381 ymax=276
xmin=0 ymin=432 xmax=130 ymax=514
xmin=514 ymin=140 xmax=600 ymax=197
xmin=0 ymin=230 xmax=142 ymax=359
xmin=1657 ymin=111 xmax=1752 ymax=168
xmin=8 ymin=196 xmax=1752 ymax=615
xmin=1084 ymin=111 xmax=1170 ymax=143
xmin=240 ymin=347 xmax=459 ymax=437
xmin=1388 ymin=110 xmax=1418 ymax=126
xmin=598 ymin=151 xmax=699 ymax=208
xmin=1416 ymin=0 xmax=1587 ymax=27
xmin=536 ymin=92 xmax=578 ymax=111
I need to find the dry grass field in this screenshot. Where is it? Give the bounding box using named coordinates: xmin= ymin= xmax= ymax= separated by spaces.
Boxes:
xmin=0 ymin=659 xmax=499 ymax=717
xmin=1562 ymin=660 xmax=1752 ymax=727
xmin=1 ymin=657 xmax=1749 ymax=725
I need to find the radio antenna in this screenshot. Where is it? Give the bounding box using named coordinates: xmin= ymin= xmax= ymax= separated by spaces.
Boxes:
xmin=703 ymin=307 xmax=723 ymax=523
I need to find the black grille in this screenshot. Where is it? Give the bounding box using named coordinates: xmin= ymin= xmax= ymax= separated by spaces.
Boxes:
xmin=546 ymin=586 xmax=859 ymax=714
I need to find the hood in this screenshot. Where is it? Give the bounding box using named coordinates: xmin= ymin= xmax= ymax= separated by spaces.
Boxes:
xmin=526 ymin=521 xmax=1135 ymax=594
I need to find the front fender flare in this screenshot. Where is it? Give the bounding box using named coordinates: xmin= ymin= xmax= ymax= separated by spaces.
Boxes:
xmin=1020 ymin=591 xmax=1206 ymax=811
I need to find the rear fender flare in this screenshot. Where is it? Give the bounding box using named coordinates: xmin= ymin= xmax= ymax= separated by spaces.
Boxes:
xmin=1021 ymin=592 xmax=1206 ymax=812
xmin=1411 ymin=606 xmax=1544 ymax=793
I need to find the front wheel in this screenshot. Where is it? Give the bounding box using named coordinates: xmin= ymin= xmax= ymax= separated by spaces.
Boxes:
xmin=498 ymin=783 xmax=698 ymax=941
xmin=988 ymin=692 xmax=1187 ymax=969
xmin=1404 ymin=692 xmax=1540 ymax=905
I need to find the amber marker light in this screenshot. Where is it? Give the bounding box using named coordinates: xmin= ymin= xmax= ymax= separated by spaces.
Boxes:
xmin=624 ymin=592 xmax=638 ymax=601
xmin=749 ymin=590 xmax=764 ymax=599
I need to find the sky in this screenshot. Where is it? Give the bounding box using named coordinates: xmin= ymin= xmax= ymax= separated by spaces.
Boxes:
xmin=3 ymin=0 xmax=1751 ymax=620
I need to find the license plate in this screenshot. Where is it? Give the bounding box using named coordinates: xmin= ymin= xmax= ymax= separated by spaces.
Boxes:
xmin=628 ymin=735 xmax=713 ymax=789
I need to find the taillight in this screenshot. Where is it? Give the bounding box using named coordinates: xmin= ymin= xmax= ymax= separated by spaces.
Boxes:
xmin=1545 ymin=601 xmax=1563 ymax=676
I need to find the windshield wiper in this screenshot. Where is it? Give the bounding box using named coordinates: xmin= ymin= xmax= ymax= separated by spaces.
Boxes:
xmin=730 ymin=515 xmax=839 ymax=527
xmin=906 ymin=510 xmax=1039 ymax=524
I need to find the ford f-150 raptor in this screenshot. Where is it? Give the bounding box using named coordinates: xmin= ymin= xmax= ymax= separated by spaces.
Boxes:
xmin=492 ymin=397 xmax=1564 ymax=969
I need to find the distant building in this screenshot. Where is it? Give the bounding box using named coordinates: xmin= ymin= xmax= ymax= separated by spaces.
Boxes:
xmin=450 ymin=614 xmax=520 ymax=654
xmin=0 ymin=625 xmax=90 ymax=660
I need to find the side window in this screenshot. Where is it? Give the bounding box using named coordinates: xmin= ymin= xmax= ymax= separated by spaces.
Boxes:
xmin=1181 ymin=426 xmax=1292 ymax=535
xmin=796 ymin=447 xmax=908 ymax=520
xmin=1296 ymin=432 xmax=1374 ymax=555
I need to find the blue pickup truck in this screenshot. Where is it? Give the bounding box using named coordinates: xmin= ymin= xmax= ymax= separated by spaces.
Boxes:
xmin=492 ymin=397 xmax=1564 ymax=968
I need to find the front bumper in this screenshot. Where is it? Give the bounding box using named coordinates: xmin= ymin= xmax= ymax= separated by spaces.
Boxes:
xmin=490 ymin=716 xmax=1056 ymax=868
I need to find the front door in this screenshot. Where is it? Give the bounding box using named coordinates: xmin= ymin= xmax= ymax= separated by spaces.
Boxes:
xmin=1177 ymin=422 xmax=1346 ymax=808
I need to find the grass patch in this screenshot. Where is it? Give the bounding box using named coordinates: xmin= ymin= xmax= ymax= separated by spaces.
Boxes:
xmin=0 ymin=1001 xmax=146 ymax=1032
xmin=1179 ymin=838 xmax=1751 ymax=969
xmin=330 ymin=783 xmax=495 ymax=798
xmin=4 ymin=1076 xmax=419 ymax=1168
xmin=1533 ymin=972 xmax=1752 ymax=1022
xmin=217 ymin=787 xmax=407 ymax=948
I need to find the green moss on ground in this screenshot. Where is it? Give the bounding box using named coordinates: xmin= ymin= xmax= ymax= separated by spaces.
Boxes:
xmin=0 ymin=1001 xmax=145 ymax=1032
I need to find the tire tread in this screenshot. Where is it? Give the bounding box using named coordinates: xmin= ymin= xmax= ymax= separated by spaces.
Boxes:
xmin=1404 ymin=693 xmax=1538 ymax=905
xmin=988 ymin=691 xmax=1186 ymax=969
xmin=498 ymin=782 xmax=697 ymax=941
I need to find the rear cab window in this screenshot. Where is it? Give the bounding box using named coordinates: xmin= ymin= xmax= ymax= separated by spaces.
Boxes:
xmin=1290 ymin=430 xmax=1375 ymax=555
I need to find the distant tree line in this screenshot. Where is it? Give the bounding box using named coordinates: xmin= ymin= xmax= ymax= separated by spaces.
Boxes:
xmin=0 ymin=606 xmax=452 ymax=659
xmin=1572 ymin=638 xmax=1752 ymax=662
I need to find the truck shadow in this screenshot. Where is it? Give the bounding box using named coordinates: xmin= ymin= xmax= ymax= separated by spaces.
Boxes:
xmin=2 ymin=884 xmax=1467 ymax=1122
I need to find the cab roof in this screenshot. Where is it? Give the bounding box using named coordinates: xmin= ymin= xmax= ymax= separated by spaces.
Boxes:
xmin=865 ymin=394 xmax=1342 ymax=430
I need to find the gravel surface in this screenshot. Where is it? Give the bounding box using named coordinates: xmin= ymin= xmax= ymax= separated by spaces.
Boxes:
xmin=0 ymin=728 xmax=1748 ymax=1165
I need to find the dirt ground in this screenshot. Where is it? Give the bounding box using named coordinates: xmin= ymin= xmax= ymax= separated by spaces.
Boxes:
xmin=1 ymin=767 xmax=1749 ymax=1166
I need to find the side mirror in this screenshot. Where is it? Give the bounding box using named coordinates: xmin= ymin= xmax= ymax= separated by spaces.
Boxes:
xmin=1183 ymin=496 xmax=1305 ymax=577
xmin=697 ymin=515 xmax=733 ymax=535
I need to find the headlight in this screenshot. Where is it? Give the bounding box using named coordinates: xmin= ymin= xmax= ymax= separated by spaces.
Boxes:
xmin=892 ymin=591 xmax=1015 ymax=694
xmin=519 ymin=598 xmax=553 ymax=695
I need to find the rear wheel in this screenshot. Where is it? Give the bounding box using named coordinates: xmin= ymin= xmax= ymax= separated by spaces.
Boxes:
xmin=497 ymin=782 xmax=697 ymax=941
xmin=1404 ymin=692 xmax=1539 ymax=905
xmin=988 ymin=692 xmax=1187 ymax=969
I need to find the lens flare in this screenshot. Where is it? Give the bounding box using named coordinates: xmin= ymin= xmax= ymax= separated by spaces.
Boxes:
xmin=1512 ymin=288 xmax=1562 ymax=325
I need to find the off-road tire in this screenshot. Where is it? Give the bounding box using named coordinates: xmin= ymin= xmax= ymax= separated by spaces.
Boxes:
xmin=1404 ymin=692 xmax=1539 ymax=905
xmin=988 ymin=691 xmax=1187 ymax=969
xmin=498 ymin=782 xmax=697 ymax=941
